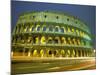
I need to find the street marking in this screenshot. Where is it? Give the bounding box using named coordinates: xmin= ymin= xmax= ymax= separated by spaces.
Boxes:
xmin=47 ymin=67 xmax=60 ymax=70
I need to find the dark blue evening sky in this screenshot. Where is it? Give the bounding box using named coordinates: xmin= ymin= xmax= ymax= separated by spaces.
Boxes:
xmin=11 ymin=1 xmax=96 ymax=49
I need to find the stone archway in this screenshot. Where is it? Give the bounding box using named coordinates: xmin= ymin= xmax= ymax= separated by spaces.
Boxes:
xmin=33 ymin=49 xmax=38 ymax=57
xmin=54 ymin=37 xmax=60 ymax=44
xmin=54 ymin=50 xmax=57 ymax=57
xmin=72 ymin=38 xmax=77 ymax=45
xmin=66 ymin=49 xmax=70 ymax=57
xmin=41 ymin=36 xmax=46 ymax=44
xmin=48 ymin=37 xmax=53 ymax=44
xmin=55 ymin=26 xmax=60 ymax=32
xmin=48 ymin=50 xmax=52 ymax=55
xmin=47 ymin=50 xmax=53 ymax=57
xmin=71 ymin=49 xmax=75 ymax=57
xmin=61 ymin=49 xmax=65 ymax=57
xmin=61 ymin=37 xmax=66 ymax=44
xmin=68 ymin=37 xmax=72 ymax=45
xmin=40 ymin=49 xmax=44 ymax=57
xmin=33 ymin=36 xmax=39 ymax=44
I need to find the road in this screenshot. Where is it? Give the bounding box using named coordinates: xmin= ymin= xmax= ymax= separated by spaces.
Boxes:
xmin=11 ymin=57 xmax=96 ymax=75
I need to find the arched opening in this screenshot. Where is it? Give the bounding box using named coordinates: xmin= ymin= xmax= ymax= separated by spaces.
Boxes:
xmin=55 ymin=26 xmax=59 ymax=32
xmin=82 ymin=50 xmax=85 ymax=57
xmin=72 ymin=38 xmax=77 ymax=45
xmin=44 ymin=15 xmax=47 ymax=18
xmin=27 ymin=36 xmax=32 ymax=44
xmin=24 ymin=25 xmax=27 ymax=32
xmin=80 ymin=31 xmax=83 ymax=37
xmin=33 ymin=50 xmax=38 ymax=57
xmin=68 ymin=37 xmax=72 ymax=45
xmin=54 ymin=49 xmax=59 ymax=57
xmin=61 ymin=50 xmax=65 ymax=57
xmin=85 ymin=51 xmax=87 ymax=57
xmin=49 ymin=26 xmax=53 ymax=32
xmin=76 ymin=29 xmax=79 ymax=36
xmin=32 ymin=26 xmax=35 ymax=31
xmin=61 ymin=37 xmax=66 ymax=44
xmin=67 ymin=27 xmax=71 ymax=33
xmin=18 ymin=36 xmax=22 ymax=43
xmin=84 ymin=51 xmax=86 ymax=57
xmin=41 ymin=36 xmax=46 ymax=44
xmin=87 ymin=51 xmax=89 ymax=57
xmin=48 ymin=37 xmax=53 ymax=44
xmin=60 ymin=27 xmax=64 ymax=33
xmin=49 ymin=50 xmax=52 ymax=55
xmin=24 ymin=49 xmax=28 ymax=56
xmin=77 ymin=39 xmax=81 ymax=45
xmin=22 ymin=25 xmax=25 ymax=32
xmin=42 ymin=26 xmax=46 ymax=31
xmin=33 ymin=36 xmax=39 ymax=44
xmin=54 ymin=39 xmax=58 ymax=44
xmin=78 ymin=50 xmax=81 ymax=57
xmin=48 ymin=50 xmax=53 ymax=57
xmin=54 ymin=37 xmax=60 ymax=44
xmin=36 ymin=25 xmax=41 ymax=31
xmin=40 ymin=49 xmax=44 ymax=57
xmin=54 ymin=51 xmax=56 ymax=55
xmin=26 ymin=26 xmax=29 ymax=32
xmin=79 ymin=50 xmax=82 ymax=57
xmin=67 ymin=18 xmax=69 ymax=21
xmin=72 ymin=28 xmax=75 ymax=33
xmin=56 ymin=16 xmax=59 ymax=19
xmin=18 ymin=49 xmax=23 ymax=56
xmin=66 ymin=49 xmax=70 ymax=57
xmin=29 ymin=26 xmax=33 ymax=32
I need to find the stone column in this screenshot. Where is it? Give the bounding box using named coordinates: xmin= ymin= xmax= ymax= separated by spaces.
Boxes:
xmin=22 ymin=48 xmax=25 ymax=56
xmin=28 ymin=50 xmax=31 ymax=57
xmin=76 ymin=50 xmax=79 ymax=57
xmin=84 ymin=51 xmax=86 ymax=57
xmin=40 ymin=49 xmax=44 ymax=57
xmin=80 ymin=50 xmax=82 ymax=57
xmin=52 ymin=51 xmax=54 ymax=58
xmin=87 ymin=51 xmax=88 ymax=57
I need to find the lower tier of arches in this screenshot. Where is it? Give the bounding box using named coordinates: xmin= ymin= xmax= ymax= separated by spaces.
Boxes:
xmin=11 ymin=47 xmax=93 ymax=57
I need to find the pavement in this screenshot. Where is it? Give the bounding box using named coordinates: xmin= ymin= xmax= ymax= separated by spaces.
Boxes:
xmin=11 ymin=57 xmax=96 ymax=75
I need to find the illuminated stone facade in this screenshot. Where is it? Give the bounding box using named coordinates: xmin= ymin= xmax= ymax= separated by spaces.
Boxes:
xmin=11 ymin=11 xmax=94 ymax=58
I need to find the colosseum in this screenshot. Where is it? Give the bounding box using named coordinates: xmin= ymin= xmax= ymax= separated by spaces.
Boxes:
xmin=11 ymin=11 xmax=94 ymax=59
